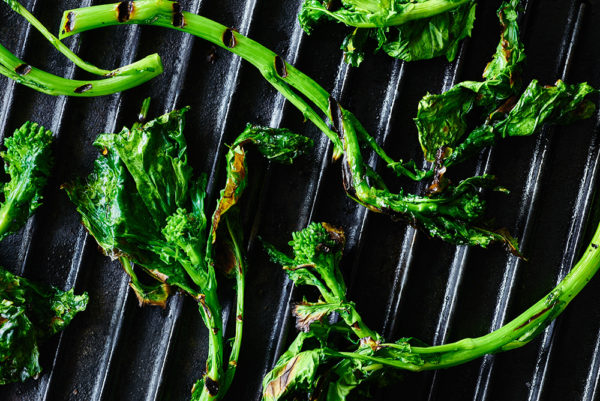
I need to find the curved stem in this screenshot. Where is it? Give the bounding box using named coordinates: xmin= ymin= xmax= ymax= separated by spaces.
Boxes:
xmin=3 ymin=0 xmax=162 ymax=77
xmin=220 ymin=214 xmax=245 ymax=397
xmin=336 ymin=218 xmax=600 ymax=372
xmin=0 ymin=42 xmax=163 ymax=96
xmin=58 ymin=0 xmax=344 ymax=157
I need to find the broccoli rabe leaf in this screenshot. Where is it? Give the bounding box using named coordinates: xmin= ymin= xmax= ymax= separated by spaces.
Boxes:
xmin=446 ymin=80 xmax=597 ymax=166
xmin=380 ymin=1 xmax=476 ymax=63
xmin=0 ymin=122 xmax=53 ymax=239
xmin=0 ymin=267 xmax=88 ymax=385
xmin=97 ymin=107 xmax=193 ymax=226
xmin=63 ymin=109 xmax=197 ymax=295
xmin=416 ymin=0 xmax=524 ymax=161
xmin=299 ymin=0 xmax=476 ymax=66
xmin=262 ymin=330 xmax=329 ymax=401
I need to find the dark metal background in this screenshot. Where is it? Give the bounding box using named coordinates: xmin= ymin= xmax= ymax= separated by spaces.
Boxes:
xmin=1 ymin=0 xmax=600 ymax=400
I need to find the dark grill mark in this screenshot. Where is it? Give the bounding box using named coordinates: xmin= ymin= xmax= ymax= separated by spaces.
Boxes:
xmin=74 ymin=84 xmax=93 ymax=94
xmin=117 ymin=1 xmax=134 ymax=23
xmin=328 ymin=96 xmax=341 ymax=136
xmin=222 ymin=28 xmax=237 ymax=48
xmin=205 ymin=377 xmax=219 ymax=396
xmin=15 ymin=64 xmax=32 ymax=76
xmin=64 ymin=11 xmax=76 ymax=33
xmin=274 ymin=56 xmax=287 ymax=78
xmin=172 ymin=2 xmax=185 ymax=28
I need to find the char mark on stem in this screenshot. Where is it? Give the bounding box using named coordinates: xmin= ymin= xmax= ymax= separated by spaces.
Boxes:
xmin=117 ymin=1 xmax=134 ymax=23
xmin=14 ymin=64 xmax=31 ymax=76
xmin=328 ymin=96 xmax=341 ymax=135
xmin=172 ymin=2 xmax=185 ymax=28
xmin=74 ymin=84 xmax=93 ymax=94
xmin=274 ymin=56 xmax=288 ymax=78
xmin=205 ymin=377 xmax=219 ymax=396
xmin=222 ymin=28 xmax=237 ymax=48
xmin=64 ymin=11 xmax=76 ymax=33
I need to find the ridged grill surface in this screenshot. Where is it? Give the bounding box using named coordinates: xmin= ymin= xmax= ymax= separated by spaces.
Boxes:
xmin=1 ymin=1 xmax=600 ymax=400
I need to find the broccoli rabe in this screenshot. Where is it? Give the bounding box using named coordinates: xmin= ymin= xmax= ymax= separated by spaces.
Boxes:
xmin=0 ymin=267 xmax=88 ymax=385
xmin=262 ymin=221 xmax=600 ymax=400
xmin=0 ymin=122 xmax=53 ymax=240
xmin=299 ymin=0 xmax=477 ymax=66
xmin=65 ymin=101 xmax=313 ymax=401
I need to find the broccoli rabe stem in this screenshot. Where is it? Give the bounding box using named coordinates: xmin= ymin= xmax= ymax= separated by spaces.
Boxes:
xmin=219 ymin=214 xmax=245 ymax=396
xmin=0 ymin=43 xmax=163 ymax=96
xmin=58 ymin=0 xmax=343 ymax=157
xmin=3 ymin=0 xmax=160 ymax=77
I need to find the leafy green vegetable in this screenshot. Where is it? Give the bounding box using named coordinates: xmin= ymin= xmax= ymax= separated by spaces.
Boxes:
xmin=299 ymin=0 xmax=477 ymax=66
xmin=416 ymin=0 xmax=525 ymax=161
xmin=446 ymin=79 xmax=598 ymax=166
xmin=262 ymin=220 xmax=600 ymax=400
xmin=0 ymin=267 xmax=88 ymax=385
xmin=65 ymin=102 xmax=312 ymax=401
xmin=57 ymin=0 xmax=593 ymax=251
xmin=0 ymin=122 xmax=53 ymax=240
xmin=335 ymin=104 xmax=520 ymax=249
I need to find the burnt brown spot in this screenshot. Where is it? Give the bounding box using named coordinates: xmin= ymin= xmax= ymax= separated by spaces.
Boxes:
xmin=204 ymin=377 xmax=219 ymax=396
xmin=593 ymin=243 xmax=599 ymax=249
xmin=328 ymin=96 xmax=342 ymax=135
xmin=514 ymin=301 xmax=558 ymax=331
xmin=172 ymin=2 xmax=185 ymax=28
xmin=117 ymin=1 xmax=134 ymax=23
xmin=212 ymin=327 xmax=219 ymax=335
xmin=15 ymin=64 xmax=32 ymax=76
xmin=222 ymin=28 xmax=237 ymax=48
xmin=74 ymin=84 xmax=93 ymax=94
xmin=236 ymin=314 xmax=243 ymax=322
xmin=427 ymin=146 xmax=451 ymax=195
xmin=274 ymin=56 xmax=287 ymax=78
xmin=0 ymin=317 xmax=8 ymax=325
xmin=64 ymin=11 xmax=76 ymax=33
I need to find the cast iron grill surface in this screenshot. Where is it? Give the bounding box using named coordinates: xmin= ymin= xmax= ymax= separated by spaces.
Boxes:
xmin=1 ymin=0 xmax=600 ymax=400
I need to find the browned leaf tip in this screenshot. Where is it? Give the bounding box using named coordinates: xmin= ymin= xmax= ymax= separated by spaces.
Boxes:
xmin=211 ymin=150 xmax=246 ymax=242
xmin=265 ymin=356 xmax=300 ymax=398
xmin=293 ymin=302 xmax=328 ymax=332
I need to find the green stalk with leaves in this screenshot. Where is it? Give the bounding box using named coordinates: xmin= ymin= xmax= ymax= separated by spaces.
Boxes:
xmin=261 ymin=220 xmax=600 ymax=400
xmin=0 ymin=0 xmax=163 ymax=96
xmin=299 ymin=0 xmax=477 ymax=66
xmin=64 ymin=100 xmax=313 ymax=401
xmin=0 ymin=120 xmax=88 ymax=385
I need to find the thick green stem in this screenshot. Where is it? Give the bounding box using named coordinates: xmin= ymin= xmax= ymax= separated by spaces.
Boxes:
xmin=194 ymin=286 xmax=223 ymax=401
xmin=58 ymin=0 xmax=343 ymax=157
xmin=220 ymin=214 xmax=245 ymax=397
xmin=3 ymin=0 xmax=160 ymax=77
xmin=0 ymin=42 xmax=163 ymax=96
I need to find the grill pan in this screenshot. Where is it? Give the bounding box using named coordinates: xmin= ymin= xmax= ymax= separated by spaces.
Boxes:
xmin=1 ymin=0 xmax=600 ymax=400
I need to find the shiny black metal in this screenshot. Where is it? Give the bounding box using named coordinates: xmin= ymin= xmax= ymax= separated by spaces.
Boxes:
xmin=1 ymin=1 xmax=600 ymax=400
